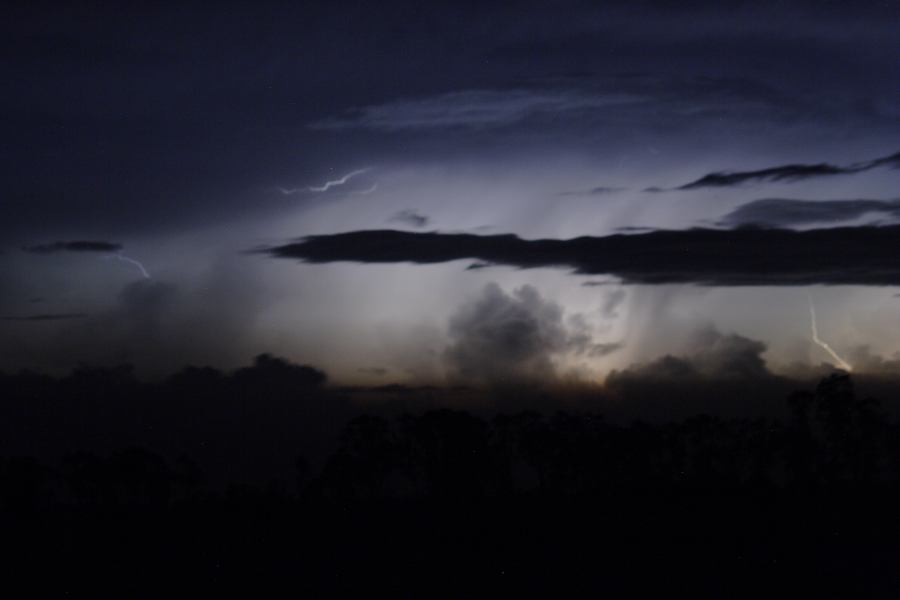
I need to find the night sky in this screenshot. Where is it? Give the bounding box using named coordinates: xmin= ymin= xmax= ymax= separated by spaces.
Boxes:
xmin=4 ymin=0 xmax=900 ymax=390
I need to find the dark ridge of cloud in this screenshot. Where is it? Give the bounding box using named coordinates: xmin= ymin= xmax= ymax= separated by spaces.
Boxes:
xmin=672 ymin=149 xmax=900 ymax=190
xmin=558 ymin=186 xmax=624 ymax=196
xmin=262 ymin=224 xmax=900 ymax=286
xmin=465 ymin=262 xmax=494 ymax=270
xmin=340 ymin=383 xmax=475 ymax=396
xmin=360 ymin=383 xmax=438 ymax=395
xmin=615 ymin=226 xmax=658 ymax=233
xmin=389 ymin=209 xmax=429 ymax=228
xmin=581 ymin=280 xmax=616 ymax=287
xmin=677 ymin=163 xmax=860 ymax=190
xmin=868 ymin=151 xmax=900 ymax=169
xmin=718 ymin=198 xmax=900 ymax=228
xmin=23 ymin=240 xmax=123 ymax=254
xmin=1 ymin=313 xmax=88 ymax=322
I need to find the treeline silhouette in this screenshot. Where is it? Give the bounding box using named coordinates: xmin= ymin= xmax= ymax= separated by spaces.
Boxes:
xmin=1 ymin=358 xmax=899 ymax=597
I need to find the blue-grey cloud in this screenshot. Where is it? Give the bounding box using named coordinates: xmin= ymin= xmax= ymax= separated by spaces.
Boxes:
xmin=309 ymin=88 xmax=645 ymax=131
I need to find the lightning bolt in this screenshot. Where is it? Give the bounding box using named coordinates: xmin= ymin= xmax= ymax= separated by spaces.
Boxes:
xmin=808 ymin=294 xmax=852 ymax=372
xmin=105 ymin=253 xmax=151 ymax=279
xmin=354 ymin=183 xmax=378 ymax=195
xmin=277 ymin=168 xmax=372 ymax=195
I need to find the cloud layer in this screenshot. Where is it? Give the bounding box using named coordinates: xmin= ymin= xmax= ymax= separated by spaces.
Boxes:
xmin=1 ymin=313 xmax=88 ymax=322
xmin=673 ymin=150 xmax=900 ymax=190
xmin=309 ymin=89 xmax=643 ymax=131
xmin=263 ymin=225 xmax=900 ymax=286
xmin=718 ymin=198 xmax=900 ymax=228
xmin=23 ymin=241 xmax=123 ymax=254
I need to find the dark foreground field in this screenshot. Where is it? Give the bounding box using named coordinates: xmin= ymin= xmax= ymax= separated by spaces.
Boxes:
xmin=1 ymin=362 xmax=898 ymax=597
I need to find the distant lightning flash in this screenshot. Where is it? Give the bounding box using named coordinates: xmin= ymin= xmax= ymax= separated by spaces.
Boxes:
xmin=105 ymin=253 xmax=151 ymax=279
xmin=309 ymin=168 xmax=370 ymax=192
xmin=808 ymin=294 xmax=852 ymax=372
xmin=354 ymin=183 xmax=378 ymax=195
xmin=278 ymin=168 xmax=372 ymax=195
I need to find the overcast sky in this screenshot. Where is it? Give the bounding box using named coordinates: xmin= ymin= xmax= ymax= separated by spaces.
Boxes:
xmin=3 ymin=1 xmax=900 ymax=387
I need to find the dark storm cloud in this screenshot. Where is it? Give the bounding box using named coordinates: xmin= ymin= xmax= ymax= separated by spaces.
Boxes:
xmin=22 ymin=241 xmax=123 ymax=254
xmin=389 ymin=210 xmax=430 ymax=228
xmin=677 ymin=163 xmax=859 ymax=190
xmin=673 ymin=150 xmax=900 ymax=190
xmin=445 ymin=283 xmax=619 ymax=385
xmin=263 ymin=224 xmax=900 ymax=286
xmin=614 ymin=227 xmax=658 ymax=233
xmin=612 ymin=328 xmax=769 ymax=382
xmin=558 ymin=186 xmax=624 ymax=197
xmin=446 ymin=284 xmax=561 ymax=384
xmin=867 ymin=152 xmax=900 ymax=169
xmin=718 ymin=198 xmax=900 ymax=228
xmin=581 ymin=281 xmax=617 ymax=287
xmin=1 ymin=313 xmax=88 ymax=322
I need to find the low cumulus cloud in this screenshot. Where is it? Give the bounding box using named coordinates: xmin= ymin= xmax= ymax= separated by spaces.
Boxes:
xmin=263 ymin=224 xmax=900 ymax=286
xmin=444 ymin=283 xmax=620 ymax=386
xmin=612 ymin=327 xmax=769 ymax=382
xmin=604 ymin=326 xmax=791 ymax=419
xmin=23 ymin=240 xmax=123 ymax=254
xmin=718 ymin=198 xmax=900 ymax=228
